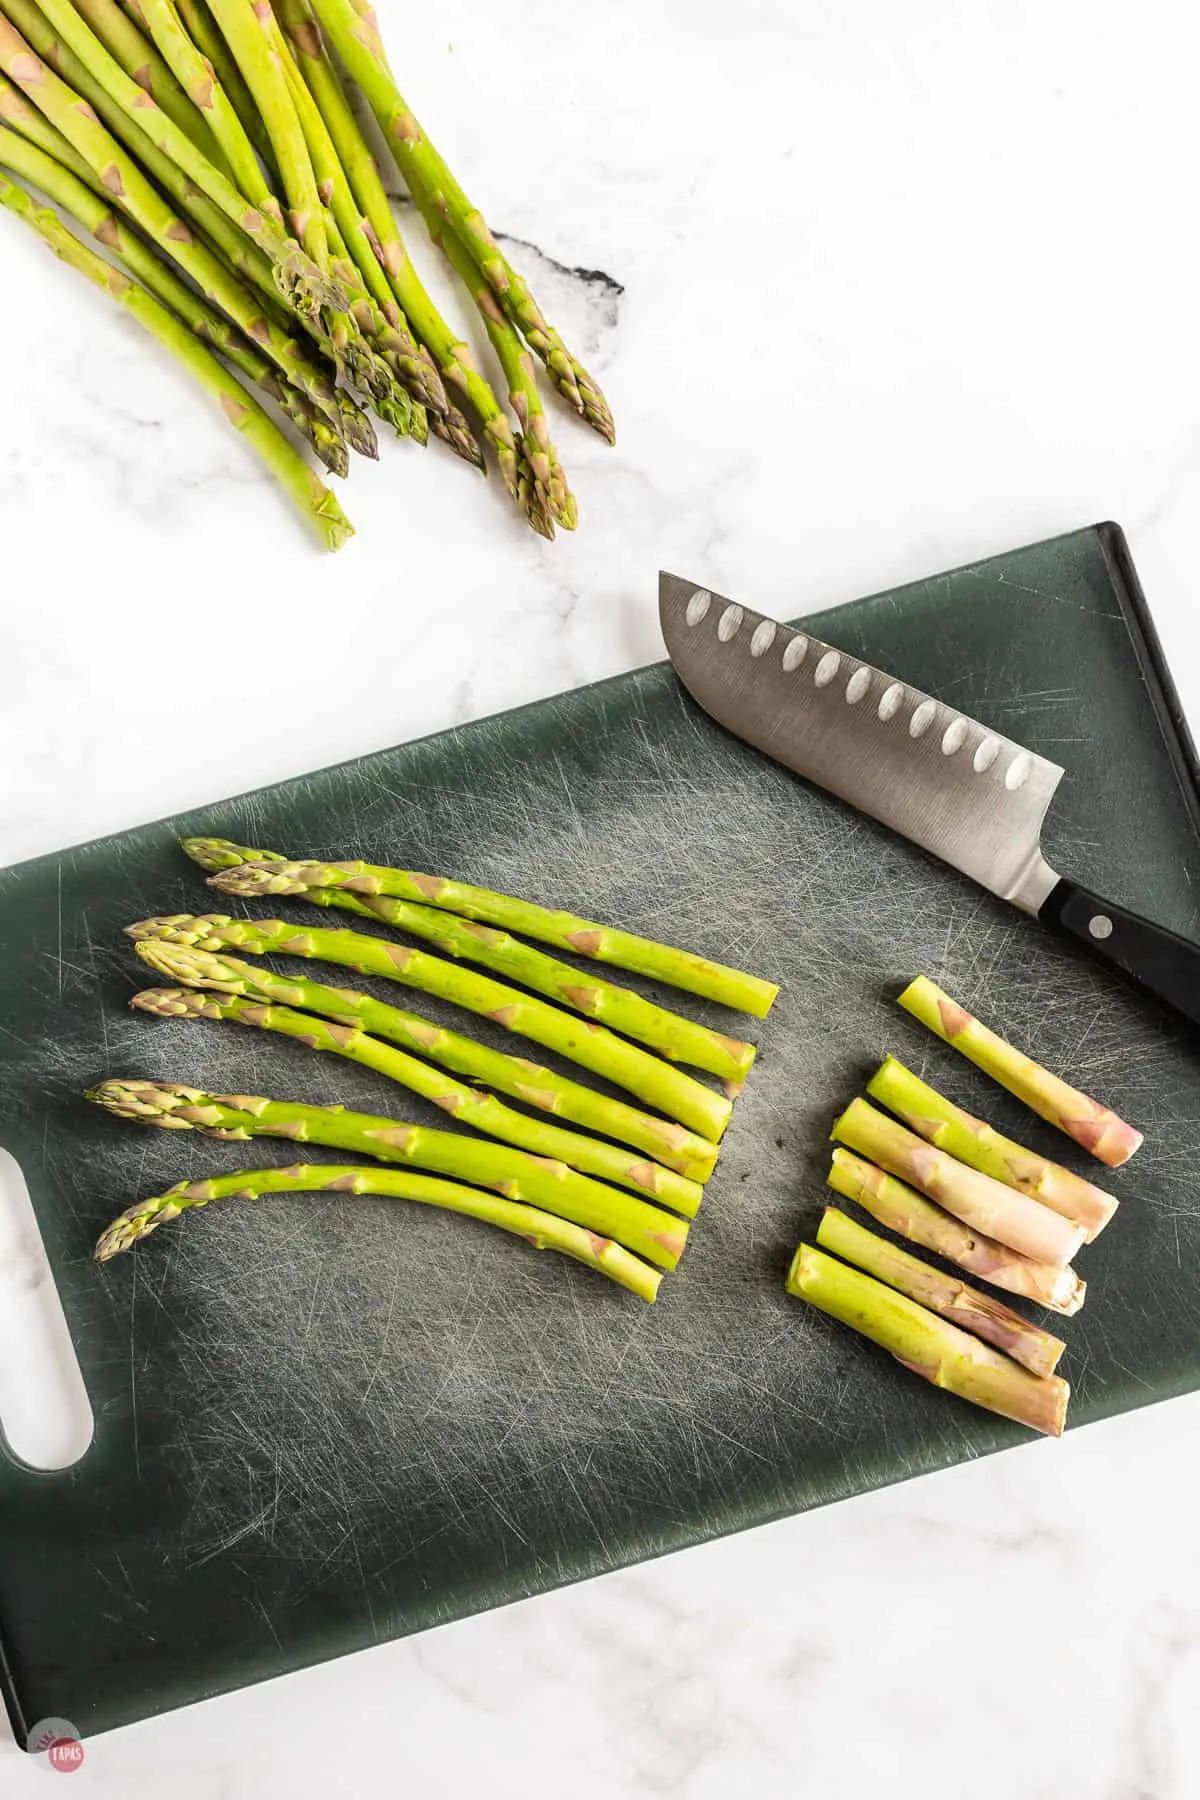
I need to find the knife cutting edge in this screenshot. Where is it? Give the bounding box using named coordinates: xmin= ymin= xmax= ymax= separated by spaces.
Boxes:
xmin=659 ymin=571 xmax=1200 ymax=1028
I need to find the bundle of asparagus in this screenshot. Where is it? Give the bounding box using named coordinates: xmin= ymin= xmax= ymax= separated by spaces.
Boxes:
xmin=787 ymin=977 xmax=1142 ymax=1437
xmin=0 ymin=0 xmax=611 ymax=544
xmin=90 ymin=835 xmax=778 ymax=1302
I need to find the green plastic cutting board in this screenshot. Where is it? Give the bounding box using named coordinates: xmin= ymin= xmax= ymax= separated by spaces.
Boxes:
xmin=3 ymin=523 xmax=1198 ymax=1741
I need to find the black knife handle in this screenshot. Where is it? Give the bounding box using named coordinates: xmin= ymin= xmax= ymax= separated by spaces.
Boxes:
xmin=1040 ymin=877 xmax=1200 ymax=1029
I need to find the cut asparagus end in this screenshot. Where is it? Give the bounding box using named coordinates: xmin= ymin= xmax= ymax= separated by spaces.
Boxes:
xmin=816 ymin=1206 xmax=1066 ymax=1378
xmin=827 ymin=1149 xmax=1086 ymax=1316
xmin=898 ymin=976 xmax=1143 ymax=1168
xmin=786 ymin=1244 xmax=1069 ymax=1437
xmin=868 ymin=1054 xmax=1118 ymax=1242
xmin=831 ymin=1096 xmax=1088 ymax=1268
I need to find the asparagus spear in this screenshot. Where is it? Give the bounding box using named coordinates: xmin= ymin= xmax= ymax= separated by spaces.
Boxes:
xmin=0 ymin=4 xmax=347 ymax=424
xmin=0 ymin=122 xmax=349 ymax=474
xmin=169 ymin=0 xmax=277 ymax=175
xmin=828 ymin=1149 xmax=1085 ymax=1316
xmin=899 ymin=976 xmax=1143 ymax=1168
xmin=275 ymin=0 xmax=490 ymax=473
xmin=815 ymin=1207 xmax=1065 ymax=1378
xmin=201 ymin=855 xmax=779 ymax=1017
xmin=311 ymin=0 xmax=615 ymax=442
xmin=94 ymin=1163 xmax=662 ymax=1301
xmin=2 ymin=0 xmax=340 ymax=315
xmin=831 ymin=1099 xmax=1087 ymax=1268
xmin=132 ymin=0 xmax=281 ymax=221
xmin=786 ymin=1245 xmax=1068 ymax=1438
xmin=207 ymin=869 xmax=754 ymax=1082
xmin=429 ymin=211 xmax=568 ymax=537
xmin=126 ymin=914 xmax=732 ymax=1142
xmin=132 ymin=985 xmax=704 ymax=1216
xmin=85 ymin=1081 xmax=690 ymax=1269
xmin=135 ymin=937 xmax=719 ymax=1179
xmin=0 ymin=170 xmax=352 ymax=546
xmin=71 ymin=0 xmax=229 ymax=170
xmin=868 ymin=1056 xmax=1117 ymax=1243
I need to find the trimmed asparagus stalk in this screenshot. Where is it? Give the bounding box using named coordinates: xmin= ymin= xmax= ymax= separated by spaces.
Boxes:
xmin=132 ymin=985 xmax=703 ymax=1216
xmin=0 ymin=170 xmax=352 ymax=547
xmin=828 ymin=1150 xmax=1085 ymax=1315
xmin=832 ymin=1099 xmax=1087 ymax=1268
xmin=86 ymin=1081 xmax=689 ymax=1269
xmin=125 ymin=914 xmax=731 ymax=1142
xmin=207 ymin=868 xmax=754 ymax=1082
xmin=815 ymin=1207 xmax=1065 ymax=1378
xmin=93 ymin=1163 xmax=662 ymax=1301
xmin=136 ymin=937 xmax=718 ymax=1180
xmin=200 ymin=855 xmax=779 ymax=1017
xmin=868 ymin=1055 xmax=1117 ymax=1243
xmin=899 ymin=976 xmax=1143 ymax=1168
xmin=786 ymin=1244 xmax=1069 ymax=1438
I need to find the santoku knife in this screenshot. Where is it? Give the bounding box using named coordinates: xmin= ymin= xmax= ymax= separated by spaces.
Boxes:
xmin=659 ymin=571 xmax=1200 ymax=1026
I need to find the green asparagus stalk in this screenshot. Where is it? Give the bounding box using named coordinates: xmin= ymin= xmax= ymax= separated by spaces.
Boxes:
xmin=868 ymin=1056 xmax=1117 ymax=1243
xmin=134 ymin=938 xmax=719 ymax=1180
xmin=786 ymin=1244 xmax=1068 ymax=1438
xmin=169 ymin=0 xmax=277 ymax=175
xmin=131 ymin=0 xmax=281 ymax=221
xmin=265 ymin=8 xmax=447 ymax=422
xmin=429 ymin=213 xmax=567 ymax=538
xmin=85 ymin=1081 xmax=690 ymax=1269
xmin=200 ymin=855 xmax=779 ymax=1018
xmin=125 ymin=913 xmax=732 ymax=1142
xmin=898 ymin=976 xmax=1143 ymax=1169
xmin=0 ymin=64 xmax=92 ymax=175
xmin=132 ymin=985 xmax=704 ymax=1216
xmin=832 ymin=1098 xmax=1086 ymax=1267
xmin=72 ymin=0 xmax=229 ymax=169
xmin=0 ymin=122 xmax=349 ymax=474
xmin=275 ymin=0 xmax=504 ymax=476
xmin=828 ymin=1149 xmax=1086 ymax=1316
xmin=0 ymin=170 xmax=352 ymax=546
xmin=0 ymin=2 xmax=348 ymax=425
xmin=93 ymin=1163 xmax=662 ymax=1300
xmin=207 ymin=868 xmax=755 ymax=1083
xmin=1 ymin=0 xmax=340 ymax=314
xmin=311 ymin=0 xmax=615 ymax=442
xmin=815 ymin=1207 xmax=1065 ymax=1379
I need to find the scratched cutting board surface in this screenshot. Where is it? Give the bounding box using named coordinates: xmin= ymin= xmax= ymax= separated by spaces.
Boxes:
xmin=3 ymin=522 xmax=1200 ymax=1741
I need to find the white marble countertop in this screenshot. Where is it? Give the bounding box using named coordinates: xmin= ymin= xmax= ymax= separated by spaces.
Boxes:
xmin=3 ymin=0 xmax=1200 ymax=1792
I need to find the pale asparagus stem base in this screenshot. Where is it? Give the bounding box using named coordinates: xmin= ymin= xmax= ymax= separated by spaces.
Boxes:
xmin=0 ymin=171 xmax=352 ymax=547
xmin=124 ymin=913 xmax=732 ymax=1143
xmin=816 ymin=1207 xmax=1065 ymax=1378
xmin=85 ymin=1082 xmax=690 ymax=1270
xmin=868 ymin=1055 xmax=1117 ymax=1242
xmin=199 ymin=855 xmax=780 ymax=1017
xmin=94 ymin=1164 xmax=662 ymax=1302
xmin=206 ymin=867 xmax=756 ymax=1082
xmin=131 ymin=985 xmax=703 ymax=1216
xmin=899 ymin=975 xmax=1143 ymax=1168
xmin=786 ymin=1245 xmax=1069 ymax=1438
xmin=138 ymin=932 xmax=719 ymax=1181
xmin=827 ymin=1149 xmax=1086 ymax=1316
xmin=832 ymin=1098 xmax=1087 ymax=1268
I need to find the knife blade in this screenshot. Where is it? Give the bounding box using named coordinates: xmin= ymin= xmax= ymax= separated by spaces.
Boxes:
xmin=659 ymin=571 xmax=1200 ymax=1027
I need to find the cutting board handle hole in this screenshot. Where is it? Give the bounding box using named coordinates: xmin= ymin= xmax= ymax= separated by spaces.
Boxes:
xmin=0 ymin=1148 xmax=94 ymax=1471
